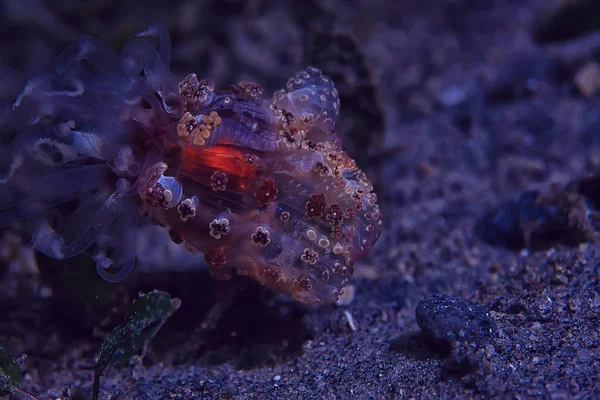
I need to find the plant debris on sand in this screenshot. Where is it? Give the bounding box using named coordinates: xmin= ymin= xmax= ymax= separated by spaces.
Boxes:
xmin=1 ymin=0 xmax=600 ymax=398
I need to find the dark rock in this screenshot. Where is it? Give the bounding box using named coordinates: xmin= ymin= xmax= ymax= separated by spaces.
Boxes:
xmin=485 ymin=52 xmax=559 ymax=104
xmin=416 ymin=294 xmax=495 ymax=357
xmin=534 ymin=0 xmax=600 ymax=44
xmin=305 ymin=29 xmax=384 ymax=180
xmin=477 ymin=188 xmax=596 ymax=251
xmin=3 ymin=1 xmax=600 ymax=398
xmin=566 ymin=173 xmax=600 ymax=210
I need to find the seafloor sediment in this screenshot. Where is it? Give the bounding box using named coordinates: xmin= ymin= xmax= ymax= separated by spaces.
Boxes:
xmin=1 ymin=0 xmax=599 ymax=398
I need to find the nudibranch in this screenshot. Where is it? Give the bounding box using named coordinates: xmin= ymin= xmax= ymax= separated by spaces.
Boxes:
xmin=0 ymin=27 xmax=382 ymax=305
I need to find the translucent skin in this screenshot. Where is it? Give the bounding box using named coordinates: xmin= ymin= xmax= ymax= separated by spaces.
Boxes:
xmin=0 ymin=27 xmax=382 ymax=305
xmin=0 ymin=27 xmax=182 ymax=283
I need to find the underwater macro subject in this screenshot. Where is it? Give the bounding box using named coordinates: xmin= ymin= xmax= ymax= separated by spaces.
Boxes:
xmin=0 ymin=26 xmax=382 ymax=306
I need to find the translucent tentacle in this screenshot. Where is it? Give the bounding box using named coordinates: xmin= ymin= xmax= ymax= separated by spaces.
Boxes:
xmin=95 ymin=199 xmax=138 ymax=282
xmin=0 ymin=165 xmax=107 ymax=228
xmin=134 ymin=24 xmax=171 ymax=67
xmin=26 ymin=190 xmax=123 ymax=262
xmin=121 ymin=38 xmax=168 ymax=82
xmin=32 ymin=219 xmax=65 ymax=259
xmin=60 ymin=190 xmax=124 ymax=258
xmin=55 ymin=35 xmax=121 ymax=76
xmin=45 ymin=75 xmax=85 ymax=98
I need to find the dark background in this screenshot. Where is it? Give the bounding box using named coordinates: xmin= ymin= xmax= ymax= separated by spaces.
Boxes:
xmin=1 ymin=0 xmax=599 ymax=398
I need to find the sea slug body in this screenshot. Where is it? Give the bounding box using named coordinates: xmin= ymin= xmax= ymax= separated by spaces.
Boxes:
xmin=0 ymin=26 xmax=382 ymax=305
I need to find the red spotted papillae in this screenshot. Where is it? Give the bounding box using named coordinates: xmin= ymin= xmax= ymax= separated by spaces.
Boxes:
xmin=144 ymin=67 xmax=382 ymax=305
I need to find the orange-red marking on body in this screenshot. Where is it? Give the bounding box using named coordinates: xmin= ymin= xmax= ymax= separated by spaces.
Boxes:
xmin=180 ymin=144 xmax=258 ymax=182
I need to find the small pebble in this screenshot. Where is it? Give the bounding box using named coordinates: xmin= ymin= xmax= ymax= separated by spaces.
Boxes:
xmin=575 ymin=62 xmax=600 ymax=97
xmin=335 ymin=284 xmax=356 ymax=306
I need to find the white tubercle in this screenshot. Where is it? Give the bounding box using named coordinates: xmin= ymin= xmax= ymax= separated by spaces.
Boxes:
xmin=157 ymin=175 xmax=183 ymax=208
